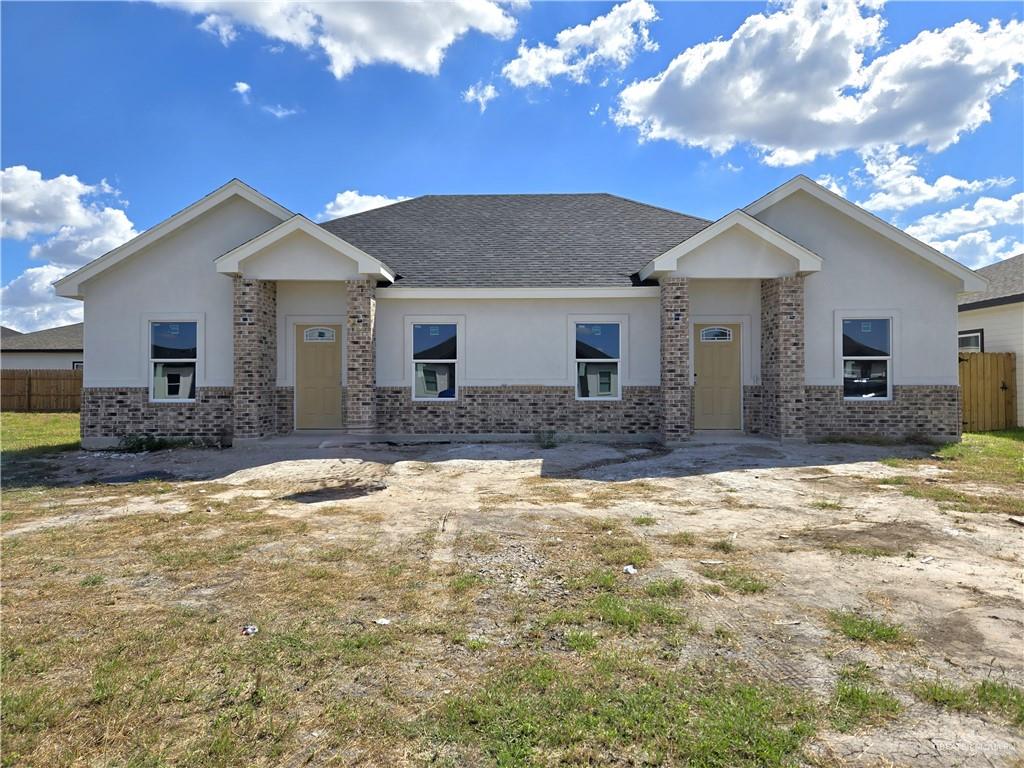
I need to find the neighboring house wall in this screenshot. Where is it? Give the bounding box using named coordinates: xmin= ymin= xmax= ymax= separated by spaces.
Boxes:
xmin=1 ymin=352 xmax=82 ymax=369
xmin=959 ymin=302 xmax=1024 ymax=426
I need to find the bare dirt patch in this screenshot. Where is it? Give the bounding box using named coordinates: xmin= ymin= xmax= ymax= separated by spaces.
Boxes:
xmin=3 ymin=435 xmax=1022 ymax=767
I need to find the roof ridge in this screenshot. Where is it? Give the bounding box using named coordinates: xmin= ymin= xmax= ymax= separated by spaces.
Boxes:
xmin=597 ymin=192 xmax=714 ymax=224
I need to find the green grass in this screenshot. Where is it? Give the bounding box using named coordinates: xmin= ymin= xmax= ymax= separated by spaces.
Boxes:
xmin=1 ymin=412 xmax=80 ymax=458
xmin=911 ymin=679 xmax=1024 ymax=726
xmin=663 ymin=531 xmax=697 ymax=547
xmin=564 ymin=630 xmax=598 ymax=653
xmin=873 ymin=431 xmax=1024 ymax=515
xmin=933 ymin=429 xmax=1024 ymax=484
xmin=810 ymin=499 xmax=843 ymax=510
xmin=631 ymin=515 xmax=657 ymax=526
xmin=709 ymin=538 xmax=737 ymax=553
xmin=828 ymin=611 xmax=910 ymax=645
xmin=435 ymin=654 xmax=817 ymax=768
xmin=830 ymin=664 xmax=902 ymax=732
xmin=699 ymin=565 xmax=769 ymax=594
xmin=450 ymin=573 xmax=483 ymax=594
xmin=644 ymin=578 xmax=690 ymax=598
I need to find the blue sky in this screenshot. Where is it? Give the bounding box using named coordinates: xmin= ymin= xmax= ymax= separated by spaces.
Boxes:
xmin=2 ymin=0 xmax=1022 ymax=330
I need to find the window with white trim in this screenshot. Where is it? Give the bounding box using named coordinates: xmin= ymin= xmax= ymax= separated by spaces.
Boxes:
xmin=150 ymin=321 xmax=197 ymax=401
xmin=575 ymin=322 xmax=620 ymax=399
xmin=958 ymin=330 xmax=983 ymax=353
xmin=842 ymin=318 xmax=890 ymax=399
xmin=412 ymin=323 xmax=457 ymax=399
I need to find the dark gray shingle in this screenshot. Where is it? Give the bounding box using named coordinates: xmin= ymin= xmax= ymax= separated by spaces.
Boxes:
xmin=2 ymin=322 xmax=83 ymax=351
xmin=958 ymin=253 xmax=1023 ymax=309
xmin=319 ymin=193 xmax=711 ymax=287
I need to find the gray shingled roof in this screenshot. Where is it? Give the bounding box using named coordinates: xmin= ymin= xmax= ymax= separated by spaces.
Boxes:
xmin=959 ymin=253 xmax=1023 ymax=309
xmin=319 ymin=193 xmax=712 ymax=287
xmin=2 ymin=322 xmax=83 ymax=351
xmin=1 ymin=326 xmax=22 ymax=339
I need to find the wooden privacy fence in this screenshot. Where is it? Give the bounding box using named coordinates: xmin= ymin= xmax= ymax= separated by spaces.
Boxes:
xmin=959 ymin=352 xmax=1017 ymax=432
xmin=1 ymin=369 xmax=83 ymax=412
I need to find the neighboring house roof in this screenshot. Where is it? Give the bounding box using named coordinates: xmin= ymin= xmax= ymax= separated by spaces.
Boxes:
xmin=1 ymin=322 xmax=83 ymax=352
xmin=958 ymin=253 xmax=1023 ymax=311
xmin=744 ymin=175 xmax=987 ymax=293
xmin=1 ymin=326 xmax=23 ymax=339
xmin=319 ymin=193 xmax=712 ymax=288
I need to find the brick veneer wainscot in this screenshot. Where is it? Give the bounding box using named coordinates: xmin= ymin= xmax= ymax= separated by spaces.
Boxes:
xmin=660 ymin=277 xmax=693 ymax=442
xmin=805 ymin=385 xmax=961 ymax=443
xmin=376 ymin=386 xmax=661 ymax=434
xmin=81 ymin=387 xmax=234 ymax=445
xmin=232 ymin=277 xmax=277 ymax=439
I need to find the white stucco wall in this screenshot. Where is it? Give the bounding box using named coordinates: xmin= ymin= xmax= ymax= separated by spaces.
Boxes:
xmin=82 ymin=196 xmax=283 ymax=387
xmin=670 ymin=226 xmax=801 ymax=279
xmin=754 ymin=190 xmax=962 ymax=386
xmin=374 ymin=297 xmax=661 ymax=387
xmin=1 ymin=351 xmax=82 ymax=370
xmin=276 ymin=280 xmax=349 ymax=385
xmin=688 ymin=279 xmax=761 ymax=386
xmin=958 ymin=302 xmax=1024 ymax=425
xmin=241 ymin=232 xmax=362 ymax=281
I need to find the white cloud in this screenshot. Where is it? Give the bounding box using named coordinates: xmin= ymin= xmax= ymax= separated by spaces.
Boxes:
xmin=614 ymin=0 xmax=1024 ymax=166
xmin=898 ymin=191 xmax=1024 ymax=268
xmin=907 ymin=192 xmax=1024 ymax=242
xmin=815 ymin=174 xmax=847 ymax=197
xmin=924 ymin=230 xmax=1024 ymax=269
xmin=198 ymin=12 xmax=236 ymax=45
xmin=463 ymin=82 xmax=498 ymax=112
xmin=0 ymin=265 xmax=82 ymax=332
xmin=261 ymin=104 xmax=298 ymax=119
xmin=502 ymin=0 xmax=657 ymax=88
xmin=317 ymin=190 xmax=411 ymax=220
xmin=232 ymin=80 xmax=251 ymax=104
xmin=858 ymin=145 xmax=1013 ymax=212
xmin=1 ymin=166 xmax=137 ymax=331
xmin=165 ymin=1 xmax=517 ymax=79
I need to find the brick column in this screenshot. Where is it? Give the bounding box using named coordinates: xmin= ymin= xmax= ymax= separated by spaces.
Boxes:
xmin=233 ymin=276 xmax=277 ymax=439
xmin=660 ymin=277 xmax=693 ymax=443
xmin=760 ymin=275 xmax=805 ymax=440
xmin=345 ymin=279 xmax=377 ymax=432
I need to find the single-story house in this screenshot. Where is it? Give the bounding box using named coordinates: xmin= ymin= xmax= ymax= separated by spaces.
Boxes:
xmin=957 ymin=253 xmax=1022 ymax=427
xmin=0 ymin=322 xmax=83 ymax=370
xmin=54 ymin=175 xmax=984 ymax=449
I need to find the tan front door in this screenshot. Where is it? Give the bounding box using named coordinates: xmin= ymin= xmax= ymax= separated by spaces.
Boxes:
xmin=694 ymin=323 xmax=741 ymax=430
xmin=295 ymin=324 xmax=343 ymax=429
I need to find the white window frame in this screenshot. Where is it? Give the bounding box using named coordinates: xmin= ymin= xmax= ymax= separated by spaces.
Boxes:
xmin=573 ymin=319 xmax=623 ymax=401
xmin=840 ymin=315 xmax=893 ymax=401
xmin=147 ymin=317 xmax=200 ymax=403
xmin=958 ymin=330 xmax=983 ymax=353
xmin=410 ymin=318 xmax=460 ymax=402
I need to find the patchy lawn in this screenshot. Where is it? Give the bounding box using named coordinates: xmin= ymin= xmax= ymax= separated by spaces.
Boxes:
xmin=2 ymin=433 xmax=1022 ymax=767
xmin=1 ymin=412 xmax=80 ymax=459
